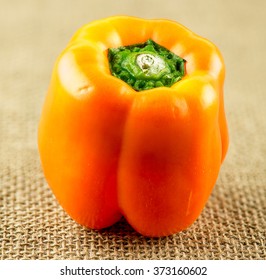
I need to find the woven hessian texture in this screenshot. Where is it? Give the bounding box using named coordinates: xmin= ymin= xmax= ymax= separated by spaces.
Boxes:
xmin=1 ymin=0 xmax=265 ymax=259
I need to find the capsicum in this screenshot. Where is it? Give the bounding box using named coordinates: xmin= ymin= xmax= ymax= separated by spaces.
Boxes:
xmin=38 ymin=16 xmax=229 ymax=237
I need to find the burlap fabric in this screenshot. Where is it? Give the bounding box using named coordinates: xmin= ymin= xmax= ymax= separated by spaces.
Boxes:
xmin=1 ymin=0 xmax=265 ymax=260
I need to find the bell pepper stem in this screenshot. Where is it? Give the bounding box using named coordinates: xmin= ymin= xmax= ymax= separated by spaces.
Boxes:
xmin=108 ymin=39 xmax=186 ymax=91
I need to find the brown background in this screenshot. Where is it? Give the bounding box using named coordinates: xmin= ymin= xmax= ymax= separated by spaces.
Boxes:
xmin=1 ymin=0 xmax=265 ymax=259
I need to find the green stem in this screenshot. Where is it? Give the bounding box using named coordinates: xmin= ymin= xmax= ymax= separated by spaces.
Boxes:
xmin=108 ymin=39 xmax=186 ymax=91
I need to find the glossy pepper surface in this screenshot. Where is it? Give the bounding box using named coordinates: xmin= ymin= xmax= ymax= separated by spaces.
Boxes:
xmin=38 ymin=16 xmax=229 ymax=237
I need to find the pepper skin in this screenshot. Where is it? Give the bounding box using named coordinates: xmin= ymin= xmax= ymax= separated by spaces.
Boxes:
xmin=38 ymin=16 xmax=229 ymax=237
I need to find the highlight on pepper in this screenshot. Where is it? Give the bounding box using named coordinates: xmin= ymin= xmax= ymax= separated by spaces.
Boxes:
xmin=38 ymin=16 xmax=229 ymax=237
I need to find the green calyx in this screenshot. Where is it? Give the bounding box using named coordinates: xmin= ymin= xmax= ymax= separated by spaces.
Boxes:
xmin=108 ymin=39 xmax=186 ymax=91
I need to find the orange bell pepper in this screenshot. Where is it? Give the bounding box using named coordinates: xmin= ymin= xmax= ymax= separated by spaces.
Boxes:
xmin=38 ymin=16 xmax=229 ymax=237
